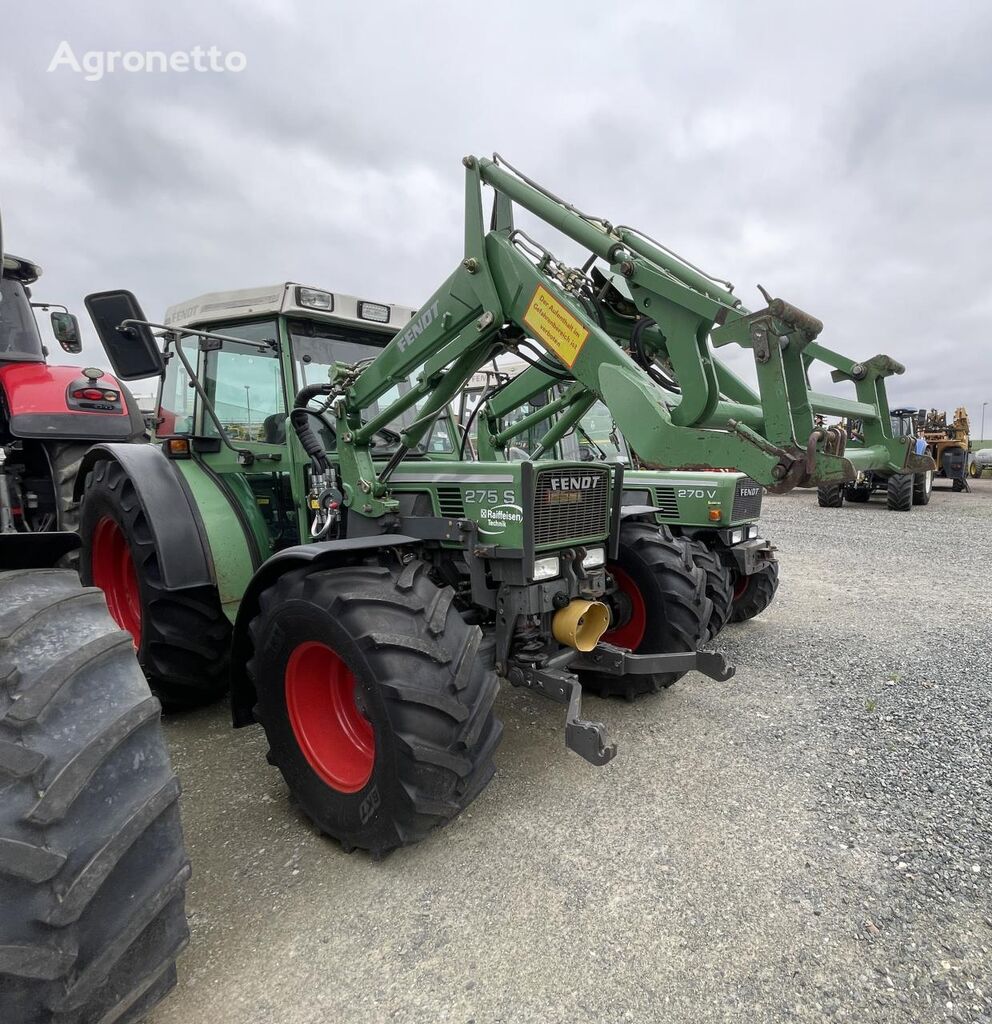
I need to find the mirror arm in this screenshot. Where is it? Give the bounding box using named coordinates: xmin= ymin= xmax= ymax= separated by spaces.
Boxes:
xmin=163 ymin=329 xmax=280 ymax=465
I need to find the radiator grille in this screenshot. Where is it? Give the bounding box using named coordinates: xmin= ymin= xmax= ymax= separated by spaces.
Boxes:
xmin=652 ymin=485 xmax=680 ymax=519
xmin=533 ymin=467 xmax=610 ymax=545
xmin=436 ymin=487 xmax=465 ymax=518
xmin=731 ymin=477 xmax=763 ymax=520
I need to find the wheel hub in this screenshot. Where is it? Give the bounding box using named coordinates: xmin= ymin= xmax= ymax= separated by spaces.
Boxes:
xmin=91 ymin=516 xmax=142 ymax=645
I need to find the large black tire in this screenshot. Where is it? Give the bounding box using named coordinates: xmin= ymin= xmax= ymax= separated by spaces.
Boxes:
xmin=886 ymin=472 xmax=914 ymax=511
xmin=0 ymin=570 xmax=189 ymax=1024
xmin=79 ymin=458 xmax=231 ymax=710
xmin=580 ymin=521 xmax=710 ymax=700
xmin=913 ymin=469 xmax=933 ymax=505
xmin=817 ymin=484 xmax=844 ymax=507
xmin=248 ymin=559 xmax=502 ymax=856
xmin=680 ymin=538 xmax=733 ymax=641
xmin=729 ymin=560 xmax=780 ymax=623
xmin=44 ymin=441 xmax=90 ymax=533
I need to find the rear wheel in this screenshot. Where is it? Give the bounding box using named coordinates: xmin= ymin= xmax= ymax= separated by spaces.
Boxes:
xmin=44 ymin=441 xmax=90 ymax=533
xmin=913 ymin=469 xmax=933 ymax=505
xmin=248 ymin=559 xmax=501 ymax=856
xmin=729 ymin=560 xmax=780 ymax=623
xmin=0 ymin=570 xmax=189 ymax=1024
xmin=817 ymin=484 xmax=844 ymax=507
xmin=679 ymin=538 xmax=733 ymax=641
xmin=579 ymin=521 xmax=710 ymax=700
xmin=969 ymin=460 xmax=982 ymax=479
xmin=886 ymin=472 xmax=914 ymax=511
xmin=80 ymin=458 xmax=231 ymax=709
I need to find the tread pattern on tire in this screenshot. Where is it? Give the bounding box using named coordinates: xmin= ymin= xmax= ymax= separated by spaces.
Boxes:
xmin=679 ymin=538 xmax=734 ymax=642
xmin=729 ymin=561 xmax=780 ymax=623
xmin=80 ymin=458 xmax=231 ymax=709
xmin=817 ymin=484 xmax=844 ymax=507
xmin=581 ymin=521 xmax=710 ymax=700
xmin=886 ymin=472 xmax=914 ymax=511
xmin=0 ymin=569 xmax=189 ymax=1024
xmin=248 ymin=559 xmax=502 ymax=856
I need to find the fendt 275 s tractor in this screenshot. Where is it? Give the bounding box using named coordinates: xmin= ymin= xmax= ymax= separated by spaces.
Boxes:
xmin=0 ymin=227 xmax=190 ymax=1022
xmin=79 ymin=155 xmax=929 ymax=858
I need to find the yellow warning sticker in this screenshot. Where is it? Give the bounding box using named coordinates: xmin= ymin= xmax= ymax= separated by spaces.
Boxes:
xmin=522 ymin=285 xmax=589 ymax=368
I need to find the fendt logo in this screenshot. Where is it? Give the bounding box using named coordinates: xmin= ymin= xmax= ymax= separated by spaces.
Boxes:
xmin=396 ymin=300 xmax=440 ymax=352
xmin=549 ymin=476 xmax=601 ymax=491
xmin=738 ymin=486 xmax=762 ymax=497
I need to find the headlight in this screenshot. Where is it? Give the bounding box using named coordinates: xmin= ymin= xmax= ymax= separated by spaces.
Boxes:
xmin=533 ymin=555 xmax=560 ymax=581
xmin=582 ymin=547 xmax=606 ymax=570
xmin=730 ymin=528 xmax=745 ymax=544
xmin=358 ymin=300 xmax=390 ymax=323
xmin=296 ymin=287 xmax=334 ymax=311
xmin=747 ymin=524 xmax=759 ymax=539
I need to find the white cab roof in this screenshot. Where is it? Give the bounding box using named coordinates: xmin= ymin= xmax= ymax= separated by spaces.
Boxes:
xmin=163 ymin=283 xmax=416 ymax=335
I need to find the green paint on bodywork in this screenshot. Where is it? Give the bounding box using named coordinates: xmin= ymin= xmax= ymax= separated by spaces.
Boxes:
xmin=173 ymin=459 xmax=256 ymax=621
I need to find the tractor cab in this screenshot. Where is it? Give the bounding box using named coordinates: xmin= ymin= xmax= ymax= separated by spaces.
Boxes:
xmin=889 ymin=407 xmax=919 ymax=439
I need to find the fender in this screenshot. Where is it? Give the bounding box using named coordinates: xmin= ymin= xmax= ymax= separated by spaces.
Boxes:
xmin=230 ymin=536 xmax=420 ymax=728
xmin=0 ymin=363 xmax=145 ymax=441
xmin=75 ymin=443 xmax=215 ymax=590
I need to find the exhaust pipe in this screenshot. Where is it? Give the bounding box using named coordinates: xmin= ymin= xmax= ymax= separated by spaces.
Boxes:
xmin=552 ymin=599 xmax=610 ymax=653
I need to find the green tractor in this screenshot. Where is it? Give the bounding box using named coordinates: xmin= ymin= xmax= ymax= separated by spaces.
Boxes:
xmin=817 ymin=408 xmax=932 ymax=511
xmin=78 ymin=155 xmax=929 ymax=858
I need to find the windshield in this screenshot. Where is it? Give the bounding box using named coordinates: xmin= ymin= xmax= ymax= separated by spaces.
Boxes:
xmin=288 ymin=319 xmax=454 ymax=454
xmin=0 ymin=277 xmax=45 ymax=361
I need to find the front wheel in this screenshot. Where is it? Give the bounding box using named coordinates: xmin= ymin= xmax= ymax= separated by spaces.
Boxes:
xmin=913 ymin=470 xmax=933 ymax=505
xmin=579 ymin=521 xmax=710 ymax=700
xmin=248 ymin=559 xmax=501 ymax=856
xmin=886 ymin=473 xmax=914 ymax=511
xmin=729 ymin=561 xmax=780 ymax=623
xmin=679 ymin=538 xmax=733 ymax=641
xmin=817 ymin=484 xmax=844 ymax=507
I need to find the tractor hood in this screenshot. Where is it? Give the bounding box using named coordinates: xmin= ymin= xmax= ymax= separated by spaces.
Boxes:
xmin=0 ymin=362 xmax=142 ymax=441
xmin=622 ymin=469 xmax=763 ymax=527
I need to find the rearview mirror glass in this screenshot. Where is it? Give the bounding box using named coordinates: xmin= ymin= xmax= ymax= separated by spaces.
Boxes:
xmin=84 ymin=290 xmax=164 ymax=380
xmin=50 ymin=310 xmax=82 ymax=354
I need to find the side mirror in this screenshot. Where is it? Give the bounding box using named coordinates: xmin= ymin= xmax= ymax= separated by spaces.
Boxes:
xmin=84 ymin=290 xmax=164 ymax=380
xmin=50 ymin=311 xmax=83 ymax=353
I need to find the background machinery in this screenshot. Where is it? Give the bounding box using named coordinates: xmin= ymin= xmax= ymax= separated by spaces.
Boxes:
xmin=919 ymin=407 xmax=970 ymax=491
xmin=78 ymin=154 xmax=930 ymax=858
xmin=817 ymin=407 xmax=933 ymax=510
xmin=0 ymin=220 xmax=190 ymax=1024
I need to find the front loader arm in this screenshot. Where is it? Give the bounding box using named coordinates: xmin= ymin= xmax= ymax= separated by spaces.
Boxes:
xmin=334 ymin=156 xmax=931 ymax=520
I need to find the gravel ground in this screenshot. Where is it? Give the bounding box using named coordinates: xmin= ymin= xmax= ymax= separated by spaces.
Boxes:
xmin=151 ymin=479 xmax=991 ymax=1024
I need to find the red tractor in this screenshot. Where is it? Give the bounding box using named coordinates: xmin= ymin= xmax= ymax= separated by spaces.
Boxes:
xmin=0 ymin=237 xmax=189 ymax=1023
xmin=0 ymin=250 xmax=146 ymax=563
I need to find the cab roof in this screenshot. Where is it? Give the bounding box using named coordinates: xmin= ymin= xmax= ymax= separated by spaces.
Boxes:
xmin=163 ymin=283 xmax=416 ymax=335
xmin=1 ymin=254 xmax=42 ymax=284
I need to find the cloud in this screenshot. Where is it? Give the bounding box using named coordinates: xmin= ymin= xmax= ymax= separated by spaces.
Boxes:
xmin=0 ymin=0 xmax=989 ymax=431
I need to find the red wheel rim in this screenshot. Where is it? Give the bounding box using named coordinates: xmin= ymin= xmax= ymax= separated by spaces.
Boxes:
xmin=91 ymin=516 xmax=142 ymax=646
xmin=285 ymin=642 xmax=375 ymax=794
xmin=732 ymin=573 xmax=749 ymax=600
xmin=604 ymin=565 xmax=647 ymax=650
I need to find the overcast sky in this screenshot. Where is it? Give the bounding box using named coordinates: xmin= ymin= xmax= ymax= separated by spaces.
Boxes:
xmin=2 ymin=0 xmax=990 ymax=435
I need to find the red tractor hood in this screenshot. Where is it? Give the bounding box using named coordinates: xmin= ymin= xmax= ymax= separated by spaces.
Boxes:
xmin=0 ymin=362 xmax=142 ymax=442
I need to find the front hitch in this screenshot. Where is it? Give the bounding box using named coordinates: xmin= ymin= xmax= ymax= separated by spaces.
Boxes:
xmin=507 ymin=645 xmax=735 ymax=766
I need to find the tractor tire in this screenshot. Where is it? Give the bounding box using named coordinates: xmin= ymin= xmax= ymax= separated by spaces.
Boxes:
xmin=248 ymin=559 xmax=502 ymax=856
xmin=579 ymin=521 xmax=710 ymax=700
xmin=729 ymin=560 xmax=780 ymax=623
xmin=886 ymin=472 xmax=914 ymax=511
xmin=0 ymin=570 xmax=189 ymax=1024
xmin=913 ymin=469 xmax=933 ymax=505
xmin=845 ymin=486 xmax=871 ymax=503
xmin=969 ymin=460 xmax=982 ymax=479
xmin=817 ymin=484 xmax=844 ymax=507
xmin=79 ymin=458 xmax=231 ymax=710
xmin=679 ymin=537 xmax=733 ymax=641
xmin=44 ymin=441 xmax=90 ymax=533
xmin=952 ymin=477 xmax=965 ymax=492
